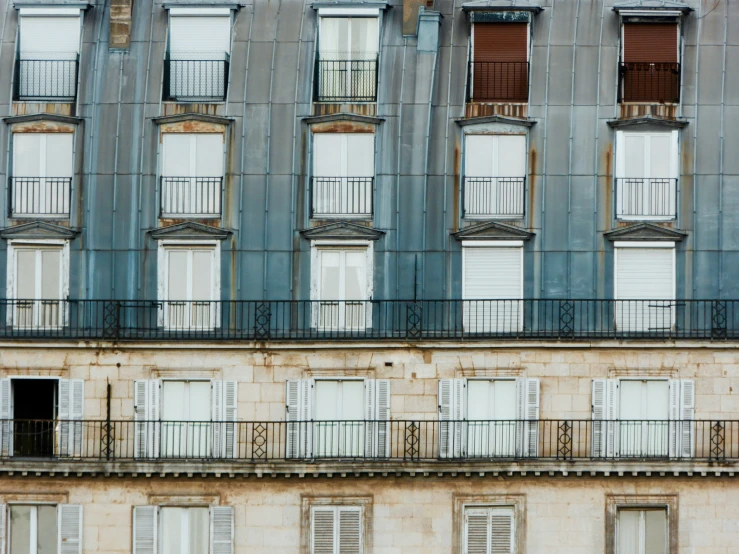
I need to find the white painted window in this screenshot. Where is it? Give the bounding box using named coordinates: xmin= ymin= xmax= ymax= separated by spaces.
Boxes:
xmin=462 ymin=242 xmax=523 ymax=333
xmin=158 ymin=244 xmax=219 ymax=330
xmin=7 ymin=241 xmax=69 ymax=329
xmin=464 ymin=135 xmax=526 ymax=218
xmin=615 ymin=130 xmax=678 ymax=219
xmin=311 ymin=245 xmax=372 ymax=330
xmin=161 ymin=134 xmax=223 ymax=217
xmin=464 ymin=506 xmax=515 ymax=554
xmin=312 ymin=133 xmax=374 ymax=217
xmin=286 ymin=379 xmax=389 ymax=459
xmin=160 ymin=507 xmax=209 ymax=554
xmin=319 ymin=17 xmax=378 ymax=57
xmin=133 ymin=506 xmax=234 ymax=554
xmin=11 ymin=133 xmax=73 ymax=217
xmin=160 ymin=380 xmax=212 ymax=458
xmin=5 ymin=504 xmax=82 ymax=554
xmin=617 ymin=508 xmax=667 ymax=554
xmin=614 ymin=242 xmax=675 ymax=333
xmin=438 ymin=378 xmax=539 ymax=459
xmin=310 ymin=506 xmax=362 ymax=554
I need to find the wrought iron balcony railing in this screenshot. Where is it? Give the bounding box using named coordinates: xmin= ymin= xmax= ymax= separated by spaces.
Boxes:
xmin=310 ymin=176 xmax=373 ymax=218
xmin=160 ymin=176 xmax=222 ymax=218
xmin=9 ymin=177 xmax=72 ymax=218
xmin=463 ymin=176 xmax=525 ymax=218
xmin=0 ymin=419 xmax=732 ymax=462
xmin=619 ymin=62 xmax=681 ymax=103
xmin=13 ymin=57 xmax=79 ymax=101
xmin=0 ymin=299 xmax=736 ymax=340
xmin=314 ymin=55 xmax=379 ymax=102
xmin=467 ymin=61 xmax=529 ymax=103
xmin=615 ymin=177 xmax=677 ymax=219
xmin=163 ymin=53 xmax=229 ymax=102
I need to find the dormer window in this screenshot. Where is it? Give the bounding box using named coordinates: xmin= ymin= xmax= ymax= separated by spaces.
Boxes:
xmin=469 ymin=22 xmax=529 ymax=103
xmin=619 ymin=23 xmax=680 ymax=103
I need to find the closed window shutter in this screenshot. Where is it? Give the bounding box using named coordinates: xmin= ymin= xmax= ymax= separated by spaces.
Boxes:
xmin=337 ymin=507 xmax=362 ymax=554
xmin=69 ymin=379 xmax=84 ymax=456
xmin=311 ymin=507 xmax=336 ymax=554
xmin=375 ymin=380 xmax=390 ymax=458
xmin=678 ymin=380 xmax=695 ymax=458
xmin=515 ymin=378 xmax=539 ymax=457
xmin=169 ymin=16 xmax=231 ymax=58
xmin=615 ymin=247 xmax=674 ymax=332
xmin=58 ymin=379 xmax=71 ymax=455
xmin=134 ymin=380 xmax=160 ymax=458
xmin=210 ymin=506 xmax=234 ymax=554
xmin=591 ymin=379 xmax=606 ymax=457
xmin=473 ymin=23 xmax=527 ymax=62
xmin=133 ymin=506 xmax=157 ymax=554
xmin=20 ymin=15 xmax=81 ymax=57
xmin=472 ymin=23 xmax=528 ymax=102
xmin=464 ymin=507 xmax=514 ymax=554
xmin=465 ymin=508 xmax=490 ymax=554
xmin=0 ymin=379 xmax=10 ymax=457
xmin=0 ymin=504 xmax=6 ymax=554
xmin=489 ymin=509 xmax=514 ymax=554
xmin=623 ymin=23 xmax=677 ymax=63
xmin=286 ymin=379 xmax=313 ymax=458
xmin=223 ymin=381 xmax=238 ymax=458
xmin=57 ymin=504 xmax=82 ymax=554
xmin=438 ymin=379 xmax=466 ymax=458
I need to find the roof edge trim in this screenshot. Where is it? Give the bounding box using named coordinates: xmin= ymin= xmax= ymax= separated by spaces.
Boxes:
xmin=151 ymin=113 xmax=234 ymax=126
xmin=607 ymin=116 xmax=689 ymax=129
xmin=3 ymin=114 xmax=83 ymax=126
xmin=456 ymin=115 xmax=536 ymax=128
xmin=303 ymin=113 xmax=385 ymax=126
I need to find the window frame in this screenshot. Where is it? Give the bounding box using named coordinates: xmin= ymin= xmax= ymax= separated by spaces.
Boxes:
xmin=7 ymin=502 xmax=58 ymax=554
xmin=158 ymin=505 xmax=210 ymax=554
xmin=605 ymin=495 xmax=677 ymax=554
xmin=453 ymin=494 xmax=525 ymax=554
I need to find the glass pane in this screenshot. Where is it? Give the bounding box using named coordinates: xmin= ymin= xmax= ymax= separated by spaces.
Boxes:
xmin=167 ymin=251 xmax=189 ymax=300
xmin=315 ymin=380 xmax=339 ymax=420
xmin=162 ymin=381 xmax=186 ymax=420
xmin=649 ymin=135 xmax=671 ymax=179
xmin=45 ymin=134 xmax=73 ymax=177
xmin=493 ymin=380 xmax=517 ymax=420
xmin=617 ymin=510 xmax=641 ymax=554
xmin=9 ymin=506 xmax=32 ymax=554
xmin=624 ymin=135 xmax=645 ymax=178
xmin=195 ymin=135 xmax=223 ymax=177
xmin=188 ymin=508 xmax=209 ymax=554
xmin=320 ymin=251 xmax=341 ymax=301
xmin=16 ymin=251 xmax=37 ymax=298
xmin=644 ymin=510 xmax=667 ymax=554
xmin=191 ymin=251 xmax=213 ymax=302
xmin=645 ymin=381 xmax=669 ymax=421
xmin=13 ymin=134 xmax=41 ymax=177
xmin=350 ymin=17 xmax=378 ymax=54
xmin=497 ymin=135 xmax=526 ymax=177
xmin=467 ymin=380 xmax=490 ymax=420
xmin=341 ymin=381 xmax=364 ymax=420
xmin=160 ymin=508 xmax=182 ymax=554
xmin=36 ymin=505 xmax=57 ymax=554
xmin=188 ymin=381 xmax=211 ymax=422
xmin=465 ymin=135 xmax=495 ymax=177
xmin=40 ymin=250 xmax=61 ymax=299
xmin=314 ymin=134 xmax=343 ymax=177
xmin=319 ymin=17 xmax=346 ymax=55
xmin=344 ymin=251 xmax=365 ymax=301
xmin=163 ymin=134 xmax=192 ymax=177
xmin=619 ymin=381 xmax=642 ymax=420
xmin=345 ymin=134 xmax=374 ymax=177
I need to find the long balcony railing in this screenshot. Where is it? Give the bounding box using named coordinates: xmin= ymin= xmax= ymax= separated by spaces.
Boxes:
xmin=619 ymin=62 xmax=681 ymax=103
xmin=160 ymin=176 xmax=222 ymax=218
xmin=13 ymin=56 xmax=79 ymax=101
xmin=311 ymin=177 xmax=373 ymax=218
xmin=0 ymin=299 xmax=737 ymax=340
xmin=616 ymin=177 xmax=677 ymax=219
xmin=314 ymin=55 xmax=378 ymax=102
xmin=0 ymin=419 xmax=733 ymax=462
xmin=9 ymin=177 xmax=72 ymax=218
xmin=163 ymin=53 xmax=229 ymax=102
xmin=463 ymin=176 xmax=525 ymax=218
xmin=468 ymin=61 xmax=529 ymax=103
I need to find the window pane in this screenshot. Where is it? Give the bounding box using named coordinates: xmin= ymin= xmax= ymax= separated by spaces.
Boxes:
xmin=619 ymin=380 xmax=643 ymax=420
xmin=36 ymin=505 xmax=57 ymax=554
xmin=167 ymin=251 xmax=189 ymax=300
xmin=350 ymin=17 xmax=378 ymax=54
xmin=163 ymin=135 xmax=192 ymax=177
xmin=160 ymin=507 xmax=183 ymax=554
xmin=493 ymin=380 xmax=517 ymax=420
xmin=314 ymin=134 xmax=343 ymax=177
xmin=188 ymin=381 xmax=211 ymax=422
xmin=320 ymin=251 xmax=341 ymax=301
xmin=162 ymin=381 xmax=186 ymax=420
xmin=649 ymin=135 xmax=671 ymax=179
xmin=617 ymin=510 xmax=640 ymax=554
xmin=318 ymin=17 xmax=346 ymax=54
xmin=188 ymin=508 xmax=209 ymax=554
xmin=341 ymin=381 xmax=364 ymax=420
xmin=16 ymin=250 xmax=37 ymax=298
xmin=45 ymin=134 xmax=73 ymax=177
xmin=497 ymin=135 xmax=526 ymax=177
xmin=13 ymin=134 xmax=41 ymax=177
xmin=9 ymin=506 xmax=32 ymax=554
xmin=344 ymin=251 xmax=366 ymax=300
xmin=345 ymin=134 xmax=374 ymax=177
xmin=624 ymin=135 xmax=645 ymax=178
xmin=645 ymin=381 xmax=669 ymax=421
xmin=315 ymin=380 xmax=339 ymax=420
xmin=467 ymin=380 xmax=490 ymax=420
xmin=40 ymin=250 xmax=61 ymax=299
xmin=644 ymin=509 xmax=667 ymax=554
xmin=195 ymin=135 xmax=223 ymax=177
xmin=191 ymin=251 xmax=213 ymax=302
xmin=465 ymin=135 xmax=495 ymax=177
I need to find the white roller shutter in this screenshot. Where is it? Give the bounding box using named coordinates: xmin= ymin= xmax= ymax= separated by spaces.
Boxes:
xmin=169 ymin=15 xmax=231 ymax=58
xmin=20 ymin=15 xmax=81 ymax=57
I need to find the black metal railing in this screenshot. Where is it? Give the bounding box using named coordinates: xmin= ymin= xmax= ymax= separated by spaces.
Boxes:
xmin=619 ymin=62 xmax=680 ymax=103
xmin=616 ymin=177 xmax=677 ymax=219
xmin=0 ymin=299 xmax=737 ymax=340
xmin=314 ymin=55 xmax=378 ymax=102
xmin=468 ymin=61 xmax=529 ymax=102
xmin=13 ymin=57 xmax=79 ymax=101
xmin=311 ymin=177 xmax=373 ymax=217
xmin=463 ymin=177 xmax=525 ymax=218
xmin=163 ymin=53 xmax=229 ymax=102
xmin=0 ymin=419 xmax=733 ymax=462
xmin=9 ymin=177 xmax=72 ymax=218
xmin=160 ymin=176 xmax=222 ymax=217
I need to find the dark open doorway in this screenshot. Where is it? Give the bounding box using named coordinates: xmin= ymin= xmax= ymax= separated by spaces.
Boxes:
xmin=13 ymin=379 xmax=57 ymax=457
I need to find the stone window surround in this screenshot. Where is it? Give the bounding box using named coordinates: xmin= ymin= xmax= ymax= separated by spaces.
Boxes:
xmin=452 ymin=493 xmax=525 ymax=554
xmin=300 ymin=495 xmax=373 ymax=554
xmin=605 ymin=494 xmax=678 ymax=554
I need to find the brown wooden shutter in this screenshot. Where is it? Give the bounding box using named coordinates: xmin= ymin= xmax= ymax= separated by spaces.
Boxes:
xmin=471 ymin=23 xmax=528 ymax=102
xmin=623 ymin=23 xmax=678 ymax=63
xmin=621 ymin=23 xmax=680 ymax=102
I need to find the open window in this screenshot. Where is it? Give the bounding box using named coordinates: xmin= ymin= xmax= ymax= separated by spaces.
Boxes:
xmin=619 ymin=22 xmax=680 ymax=104
xmin=132 ymin=505 xmax=234 ymax=554
xmin=469 ymin=22 xmax=529 ymax=103
xmin=4 ymin=504 xmax=82 ymax=554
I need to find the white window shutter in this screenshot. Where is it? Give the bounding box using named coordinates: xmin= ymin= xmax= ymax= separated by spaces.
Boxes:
xmin=489 ymin=508 xmax=514 ymax=554
xmin=591 ymin=379 xmax=607 ymax=457
xmin=286 ymin=379 xmax=313 ymax=458
xmin=679 ymin=379 xmax=695 ymax=458
xmin=149 ymin=380 xmax=161 ymax=458
xmin=70 ymin=379 xmax=84 ymax=456
xmin=223 ymin=381 xmax=238 ymax=458
xmin=210 ymin=506 xmax=234 ymax=554
xmin=464 ymin=508 xmax=490 ymax=554
xmin=58 ymin=379 xmax=71 ymax=456
xmin=133 ymin=506 xmax=157 ymax=554
xmin=606 ymin=379 xmax=619 ymax=458
xmin=57 ymin=504 xmax=82 ymax=554
xmin=364 ymin=379 xmax=376 ymax=457
xmin=337 ymin=507 xmax=362 ymax=554
xmin=211 ymin=380 xmax=223 ymax=457
xmin=134 ymin=380 xmax=160 ymax=458
xmin=375 ymin=380 xmax=390 ymax=458
xmin=0 ymin=379 xmax=11 ymax=457
xmin=438 ymin=379 xmax=465 ymax=458
xmin=516 ymin=378 xmax=539 ymax=457
xmin=0 ymin=504 xmax=6 ymax=554
xmin=311 ymin=507 xmax=335 ymax=554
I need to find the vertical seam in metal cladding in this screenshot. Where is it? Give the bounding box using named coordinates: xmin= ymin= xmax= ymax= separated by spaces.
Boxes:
xmin=1 ymin=0 xmax=12 ymax=232
xmin=236 ymin=5 xmax=255 ymax=297
xmin=539 ymin=0 xmax=555 ymax=298
xmin=718 ymin=1 xmax=727 ymax=298
xmin=110 ymin=55 xmax=124 ymax=297
xmin=691 ymin=5 xmax=702 ymax=300
xmin=263 ymin=0 xmax=282 ymax=299
xmin=421 ymin=46 xmax=439 ymax=297
xmin=566 ymin=0 xmax=580 ymax=297
xmin=288 ymin=1 xmax=308 ymax=297
xmin=395 ymin=39 xmax=408 ymax=300
xmin=591 ymin=1 xmax=605 ymax=298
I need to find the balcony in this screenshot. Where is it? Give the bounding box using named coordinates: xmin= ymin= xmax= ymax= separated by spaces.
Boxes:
xmin=619 ymin=62 xmax=680 ymax=103
xmin=463 ymin=177 xmax=525 ymax=219
xmin=314 ymin=55 xmax=378 ymax=103
xmin=160 ymin=176 xmax=222 ymax=218
xmin=0 ymin=299 xmax=736 ymax=340
xmin=13 ymin=57 xmax=79 ymax=101
xmin=9 ymin=177 xmax=71 ymax=218
xmin=310 ymin=177 xmax=373 ymax=218
xmin=616 ymin=177 xmax=677 ymax=220
xmin=163 ymin=54 xmax=229 ymax=102
xmin=467 ymin=61 xmax=529 ymax=103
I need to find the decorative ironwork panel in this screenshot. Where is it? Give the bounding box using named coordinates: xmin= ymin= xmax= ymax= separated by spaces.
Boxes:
xmin=557 ymin=420 xmax=573 ymax=460
xmin=406 ymin=302 xmax=423 ymax=340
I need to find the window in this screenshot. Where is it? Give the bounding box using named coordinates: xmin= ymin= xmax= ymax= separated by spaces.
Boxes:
xmin=591 ymin=379 xmax=694 ymax=458
xmin=438 ymin=378 xmax=538 ymax=459
xmin=7 ymin=241 xmax=69 ymax=329
xmin=310 ymin=506 xmax=362 ymax=554
xmin=158 ymin=244 xmax=219 ymax=330
xmin=616 ymin=508 xmax=667 ymax=554
xmin=11 ymin=133 xmax=73 ymax=218
xmin=161 ymin=134 xmax=223 ymax=217
xmin=464 ymin=135 xmax=526 ymax=218
xmin=614 ymin=242 xmax=674 ymax=332
xmin=133 ymin=379 xmax=237 ymax=459
xmin=132 ymin=505 xmax=234 ymax=554
xmin=620 ymin=23 xmax=680 ymax=103
xmin=6 ymin=504 xmax=81 ymax=554
xmin=615 ymin=131 xmax=678 ymax=220
xmin=165 ymin=9 xmax=231 ymax=101
xmin=312 ymin=133 xmax=374 ymax=218
xmin=462 ymin=242 xmax=523 ymax=333
xmin=16 ymin=8 xmax=81 ymax=100
xmin=286 ymin=379 xmax=389 ymax=458
xmin=311 ymin=245 xmax=372 ymax=330
xmin=464 ymin=506 xmax=515 ymax=554
xmin=316 ymin=15 xmax=379 ymax=102
xmin=470 ymin=23 xmax=529 ymax=102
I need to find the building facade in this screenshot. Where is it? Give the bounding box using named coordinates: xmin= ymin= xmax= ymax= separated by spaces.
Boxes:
xmin=0 ymin=0 xmax=737 ymax=552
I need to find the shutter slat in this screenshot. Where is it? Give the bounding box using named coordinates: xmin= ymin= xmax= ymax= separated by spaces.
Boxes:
xmin=58 ymin=505 xmax=82 ymax=554
xmin=223 ymin=381 xmax=238 ymax=458
xmin=312 ymin=507 xmax=336 ymax=554
xmin=489 ymin=511 xmax=513 ymax=554
xmin=210 ymin=506 xmax=234 ymax=554
xmin=464 ymin=510 xmax=490 ymax=554
xmin=623 ymin=23 xmax=678 ymax=63
xmin=133 ymin=506 xmax=157 ymax=554
xmin=338 ymin=507 xmax=362 ymax=554
xmin=375 ymin=380 xmax=390 ymax=458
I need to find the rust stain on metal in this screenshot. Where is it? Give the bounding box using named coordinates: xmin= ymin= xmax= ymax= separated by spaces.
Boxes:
xmin=618 ymin=103 xmax=678 ymax=120
xmin=453 ymin=137 xmax=460 ymax=230
xmin=312 ymin=103 xmax=377 ymax=117
xmin=311 ymin=121 xmax=375 ymax=133
xmin=528 ymin=147 xmax=536 ymax=229
xmin=159 ymin=121 xmax=227 ymax=136
xmin=11 ymin=121 xmax=75 ymax=133
xmin=465 ymin=102 xmax=528 ymax=119
xmin=604 ymin=143 xmax=613 ymax=222
xmin=162 ymin=103 xmax=219 ymax=117
xmin=159 ymin=218 xmax=222 ymax=228
xmin=12 ymin=104 xmax=74 ymax=117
